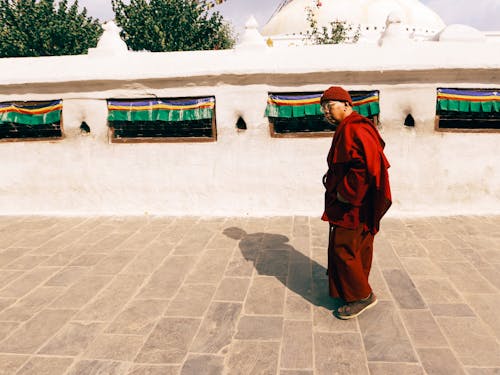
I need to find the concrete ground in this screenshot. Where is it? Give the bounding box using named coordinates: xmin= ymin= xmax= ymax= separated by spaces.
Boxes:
xmin=0 ymin=215 xmax=499 ymax=375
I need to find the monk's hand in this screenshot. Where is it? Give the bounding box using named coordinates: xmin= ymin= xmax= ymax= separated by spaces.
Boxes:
xmin=337 ymin=192 xmax=349 ymax=204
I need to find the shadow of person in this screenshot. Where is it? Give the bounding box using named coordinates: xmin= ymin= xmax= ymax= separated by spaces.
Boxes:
xmin=223 ymin=227 xmax=343 ymax=311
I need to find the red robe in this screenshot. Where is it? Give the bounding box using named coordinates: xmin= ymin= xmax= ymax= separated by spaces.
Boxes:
xmin=322 ymin=111 xmax=391 ymax=234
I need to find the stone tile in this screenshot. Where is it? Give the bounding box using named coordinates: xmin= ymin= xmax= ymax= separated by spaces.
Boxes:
xmin=382 ymin=269 xmax=426 ymax=309
xmin=437 ymin=316 xmax=500 ymax=366
xmin=438 ymin=262 xmax=497 ymax=294
xmin=0 ymin=270 xmax=24 ymax=290
xmin=137 ymin=256 xmax=196 ymax=299
xmin=180 ymin=354 xmax=224 ymax=375
xmin=127 ymin=365 xmax=180 ymax=375
xmin=285 ymin=291 xmax=312 ymax=320
xmin=368 ymin=267 xmax=392 ymax=300
xmin=41 ymin=248 xmax=83 ymax=267
xmin=0 ymin=267 xmax=57 ymax=299
xmin=190 ymin=302 xmax=242 ymax=354
xmin=226 ymin=341 xmax=280 ymax=375
xmin=121 ymin=245 xmax=172 ymax=274
xmin=0 ymin=286 xmax=65 ymax=321
xmin=82 ymin=334 xmax=144 ymax=361
xmin=429 ymin=303 xmax=476 ymax=317
xmin=391 ymin=240 xmax=428 ymax=257
xmin=463 ymin=293 xmax=500 ymax=340
xmin=401 ymin=258 xmax=443 ymax=277
xmin=74 ymin=274 xmax=145 ymax=321
xmin=373 ymin=238 xmax=403 ymax=269
xmin=90 ymin=251 xmax=136 ymax=275
xmin=172 ymin=230 xmax=213 ymax=255
xmin=244 ymin=276 xmax=286 ymax=315
xmin=0 ymin=297 xmax=16 ymax=313
xmin=50 ymin=275 xmax=112 ymax=309
xmin=39 ymin=322 xmax=104 ymax=356
xmin=106 ymin=299 xmax=169 ymax=335
xmin=313 ymin=304 xmax=358 ymax=332
xmin=15 ymin=356 xmax=74 ymax=375
xmin=287 ymin=261 xmax=313 ymax=301
xmin=255 ymin=250 xmax=290 ymax=277
xmin=280 ymin=320 xmax=313 ymax=369
xmin=280 ymin=370 xmax=313 ymax=375
xmin=165 ymin=284 xmax=216 ymax=317
xmin=481 ymin=268 xmax=500 ymax=291
xmin=0 ymin=309 xmax=75 ymax=354
xmin=66 ymin=359 xmax=131 ymax=375
xmin=314 ymin=332 xmax=369 ymax=375
xmin=412 ymin=277 xmax=463 ymax=304
xmin=400 ymin=310 xmax=448 ymax=347
xmin=368 ymin=362 xmax=424 ymax=375
xmin=206 ymin=233 xmax=239 ymax=250
xmin=358 ymin=301 xmax=418 ymax=362
xmin=417 ymin=348 xmax=466 ymax=375
xmin=0 ymin=321 xmax=18 ymax=341
xmin=4 ymin=255 xmax=50 ymax=270
xmin=0 ymin=354 xmax=29 ymax=375
xmin=214 ymin=277 xmax=250 ymax=301
xmin=68 ymin=253 xmax=108 ymax=267
xmin=135 ymin=317 xmax=201 ymax=364
xmin=235 ymin=316 xmax=283 ymax=340
xmin=185 ymin=250 xmax=232 ymax=285
xmin=44 ymin=267 xmax=88 ymax=287
xmin=419 ymin=239 xmax=466 ymax=261
xmin=225 ymin=251 xmax=255 ymax=277
xmin=466 ymin=368 xmax=500 ymax=375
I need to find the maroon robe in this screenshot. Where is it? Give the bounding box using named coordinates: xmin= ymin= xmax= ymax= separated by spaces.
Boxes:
xmin=322 ymin=111 xmax=391 ymax=302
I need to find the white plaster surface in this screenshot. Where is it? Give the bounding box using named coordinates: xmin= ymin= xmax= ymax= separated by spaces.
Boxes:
xmin=0 ymin=40 xmax=499 ymax=217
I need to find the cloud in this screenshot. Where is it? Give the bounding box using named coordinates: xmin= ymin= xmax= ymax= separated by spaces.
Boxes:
xmin=424 ymin=0 xmax=500 ymax=31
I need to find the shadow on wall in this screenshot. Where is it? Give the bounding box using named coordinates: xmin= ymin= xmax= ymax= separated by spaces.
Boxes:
xmin=223 ymin=227 xmax=342 ymax=311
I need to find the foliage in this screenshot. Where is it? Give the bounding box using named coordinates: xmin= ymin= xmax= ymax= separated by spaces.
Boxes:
xmin=304 ymin=7 xmax=360 ymax=45
xmin=111 ymin=0 xmax=235 ymax=52
xmin=0 ymin=0 xmax=103 ymax=57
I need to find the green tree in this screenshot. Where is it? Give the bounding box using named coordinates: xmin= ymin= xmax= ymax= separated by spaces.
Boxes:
xmin=304 ymin=7 xmax=360 ymax=45
xmin=0 ymin=0 xmax=103 ymax=58
xmin=111 ymin=0 xmax=235 ymax=52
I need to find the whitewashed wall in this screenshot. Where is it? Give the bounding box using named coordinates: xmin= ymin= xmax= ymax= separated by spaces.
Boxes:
xmin=0 ymin=42 xmax=499 ymax=217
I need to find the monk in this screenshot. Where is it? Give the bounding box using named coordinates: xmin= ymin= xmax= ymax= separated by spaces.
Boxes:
xmin=320 ymin=86 xmax=392 ymax=319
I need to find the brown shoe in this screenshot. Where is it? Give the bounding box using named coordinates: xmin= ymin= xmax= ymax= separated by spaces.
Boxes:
xmin=335 ymin=293 xmax=377 ymax=320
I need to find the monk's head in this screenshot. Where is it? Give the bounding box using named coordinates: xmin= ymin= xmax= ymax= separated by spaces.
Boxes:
xmin=320 ymin=86 xmax=353 ymax=124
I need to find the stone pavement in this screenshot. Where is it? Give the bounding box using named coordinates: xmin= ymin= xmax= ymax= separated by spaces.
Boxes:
xmin=0 ymin=215 xmax=499 ymax=375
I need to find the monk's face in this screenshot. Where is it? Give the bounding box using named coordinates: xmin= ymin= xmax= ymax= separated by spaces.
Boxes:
xmin=322 ymin=101 xmax=350 ymax=124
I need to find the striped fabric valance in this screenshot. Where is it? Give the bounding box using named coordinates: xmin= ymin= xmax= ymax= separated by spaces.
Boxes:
xmin=265 ymin=91 xmax=380 ymax=118
xmin=108 ymin=97 xmax=215 ymax=122
xmin=0 ymin=100 xmax=62 ymax=125
xmin=437 ymin=89 xmax=500 ymax=113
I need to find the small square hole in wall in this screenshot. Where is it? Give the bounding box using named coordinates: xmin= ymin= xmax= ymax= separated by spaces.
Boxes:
xmin=404 ymin=114 xmax=415 ymax=127
xmin=80 ymin=121 xmax=91 ymax=133
xmin=236 ymin=117 xmax=247 ymax=130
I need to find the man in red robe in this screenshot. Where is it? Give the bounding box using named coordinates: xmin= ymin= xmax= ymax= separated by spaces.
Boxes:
xmin=321 ymin=86 xmax=392 ymax=319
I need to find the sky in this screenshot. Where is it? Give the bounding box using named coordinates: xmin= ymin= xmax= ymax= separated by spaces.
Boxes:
xmin=77 ymin=0 xmax=499 ymax=34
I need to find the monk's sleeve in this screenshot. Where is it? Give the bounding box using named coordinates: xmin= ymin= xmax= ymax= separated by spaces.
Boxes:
xmin=336 ymin=127 xmax=374 ymax=206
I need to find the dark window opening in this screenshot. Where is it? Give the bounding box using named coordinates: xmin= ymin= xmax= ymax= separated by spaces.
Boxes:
xmin=0 ymin=100 xmax=63 ymax=141
xmin=271 ymin=115 xmax=335 ymax=137
xmin=236 ymin=117 xmax=247 ymax=130
xmin=437 ymin=111 xmax=500 ymax=130
xmin=436 ymin=88 xmax=500 ymax=131
xmin=0 ymin=122 xmax=61 ymax=139
xmin=404 ymin=114 xmax=415 ymax=127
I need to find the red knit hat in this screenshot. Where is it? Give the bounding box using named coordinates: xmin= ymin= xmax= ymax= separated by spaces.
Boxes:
xmin=320 ymin=86 xmax=353 ymax=106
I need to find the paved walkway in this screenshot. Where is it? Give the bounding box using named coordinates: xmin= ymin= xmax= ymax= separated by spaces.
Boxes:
xmin=0 ymin=215 xmax=499 ymax=375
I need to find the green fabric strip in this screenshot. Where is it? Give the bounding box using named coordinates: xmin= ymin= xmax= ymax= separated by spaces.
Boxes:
xmin=107 ymin=108 xmax=214 ymax=122
xmin=0 ymin=111 xmax=61 ymax=125
xmin=438 ymin=99 xmax=500 ymax=113
xmin=266 ymin=102 xmax=380 ymax=119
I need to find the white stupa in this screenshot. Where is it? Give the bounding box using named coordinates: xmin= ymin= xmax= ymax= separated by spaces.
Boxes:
xmin=262 ymin=0 xmax=446 ymax=45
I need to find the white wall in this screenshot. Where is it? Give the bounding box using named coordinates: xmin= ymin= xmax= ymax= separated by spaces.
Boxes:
xmin=0 ymin=42 xmax=499 ymax=217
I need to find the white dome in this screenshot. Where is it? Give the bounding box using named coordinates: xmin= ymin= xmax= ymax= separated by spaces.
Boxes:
xmin=261 ymin=0 xmax=446 ymax=36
